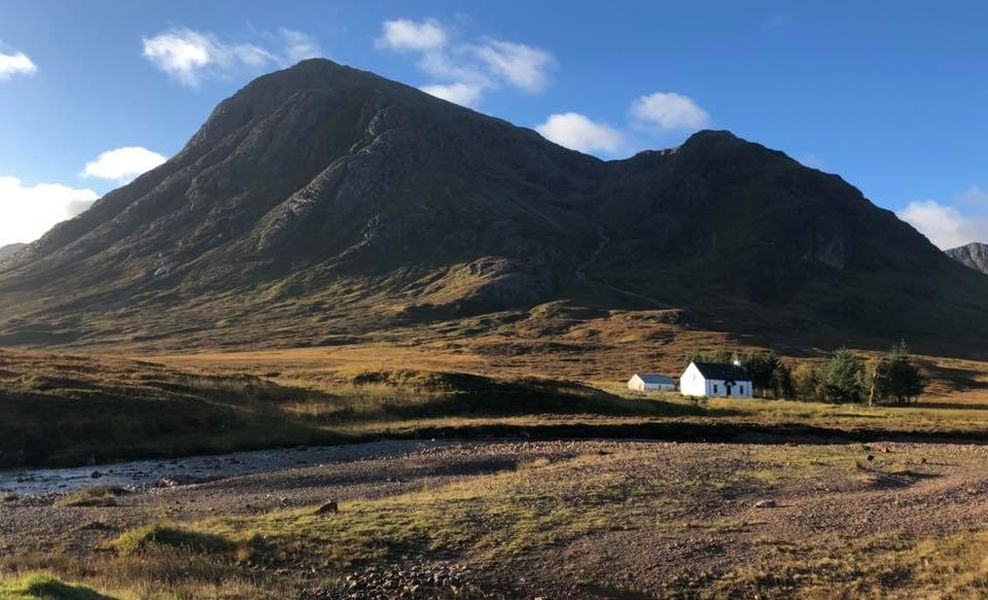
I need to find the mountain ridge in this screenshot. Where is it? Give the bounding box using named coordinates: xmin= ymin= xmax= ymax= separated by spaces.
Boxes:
xmin=0 ymin=243 xmax=26 ymax=260
xmin=1 ymin=58 xmax=987 ymax=355
xmin=946 ymin=242 xmax=988 ymax=275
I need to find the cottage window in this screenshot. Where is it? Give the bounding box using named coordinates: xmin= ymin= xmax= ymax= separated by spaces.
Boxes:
xmin=714 ymin=384 xmax=719 ymax=394
xmin=738 ymin=385 xmax=744 ymax=395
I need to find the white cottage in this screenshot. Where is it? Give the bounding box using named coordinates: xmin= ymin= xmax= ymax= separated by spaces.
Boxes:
xmin=680 ymin=361 xmax=753 ymax=398
xmin=628 ymin=373 xmax=677 ymax=393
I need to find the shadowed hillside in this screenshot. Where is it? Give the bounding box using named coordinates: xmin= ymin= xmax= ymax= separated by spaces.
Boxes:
xmin=1 ymin=59 xmax=987 ymax=356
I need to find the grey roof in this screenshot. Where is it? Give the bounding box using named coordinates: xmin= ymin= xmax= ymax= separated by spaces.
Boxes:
xmin=634 ymin=374 xmax=675 ymax=385
xmin=691 ymin=362 xmax=750 ymax=382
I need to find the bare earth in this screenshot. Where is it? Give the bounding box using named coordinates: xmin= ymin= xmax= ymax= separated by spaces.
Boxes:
xmin=3 ymin=439 xmax=988 ymax=599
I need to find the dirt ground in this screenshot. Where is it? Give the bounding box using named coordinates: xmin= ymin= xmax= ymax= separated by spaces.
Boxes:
xmin=3 ymin=439 xmax=988 ymax=599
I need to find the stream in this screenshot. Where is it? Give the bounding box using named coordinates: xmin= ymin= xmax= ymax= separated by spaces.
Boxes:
xmin=0 ymin=439 xmax=462 ymax=497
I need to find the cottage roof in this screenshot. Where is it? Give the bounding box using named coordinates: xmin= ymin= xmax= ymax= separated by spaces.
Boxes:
xmin=634 ymin=374 xmax=675 ymax=385
xmin=691 ymin=362 xmax=750 ymax=381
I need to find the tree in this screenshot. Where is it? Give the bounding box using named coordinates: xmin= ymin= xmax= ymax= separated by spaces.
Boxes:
xmin=742 ymin=352 xmax=782 ymax=397
xmin=864 ymin=357 xmax=890 ymax=407
xmin=684 ymin=349 xmax=735 ymax=367
xmin=867 ymin=341 xmax=925 ymax=405
xmin=769 ymin=362 xmax=795 ymax=399
xmin=792 ymin=363 xmax=819 ymax=401
xmin=821 ymin=348 xmax=863 ymax=404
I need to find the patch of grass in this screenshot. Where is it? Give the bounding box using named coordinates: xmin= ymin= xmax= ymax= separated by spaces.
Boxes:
xmin=57 ymin=487 xmax=127 ymax=508
xmin=184 ymin=451 xmax=763 ymax=570
xmin=0 ymin=574 xmax=117 ymax=600
xmin=111 ymin=524 xmax=233 ymax=557
xmin=669 ymin=529 xmax=988 ymax=599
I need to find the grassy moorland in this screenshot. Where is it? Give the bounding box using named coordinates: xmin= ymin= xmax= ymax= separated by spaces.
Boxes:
xmin=3 ymin=340 xmax=988 ymax=468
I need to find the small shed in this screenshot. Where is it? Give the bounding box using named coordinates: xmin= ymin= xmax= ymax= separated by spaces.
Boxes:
xmin=628 ymin=373 xmax=677 ymax=393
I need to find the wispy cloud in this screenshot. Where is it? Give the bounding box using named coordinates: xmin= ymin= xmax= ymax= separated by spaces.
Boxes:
xmin=468 ymin=40 xmax=553 ymax=93
xmin=957 ymin=185 xmax=988 ymax=207
xmin=142 ymin=27 xmax=322 ymax=86
xmin=0 ymin=177 xmax=99 ymax=246
xmin=898 ymin=190 xmax=988 ymax=249
xmin=81 ymin=146 xmax=167 ymax=182
xmin=375 ymin=17 xmax=554 ymax=107
xmin=0 ymin=49 xmax=37 ymax=81
xmin=535 ymin=113 xmax=625 ymax=155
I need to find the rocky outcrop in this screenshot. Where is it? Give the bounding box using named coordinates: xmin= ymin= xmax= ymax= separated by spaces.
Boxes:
xmin=0 ymin=243 xmax=26 ymax=260
xmin=946 ymin=242 xmax=988 ymax=275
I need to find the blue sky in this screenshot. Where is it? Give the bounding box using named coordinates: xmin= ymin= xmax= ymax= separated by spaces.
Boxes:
xmin=1 ymin=0 xmax=986 ymax=248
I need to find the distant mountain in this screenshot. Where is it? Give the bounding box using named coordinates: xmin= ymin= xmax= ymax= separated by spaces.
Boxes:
xmin=1 ymin=58 xmax=987 ymax=353
xmin=946 ymin=242 xmax=988 ymax=275
xmin=0 ymin=243 xmax=26 ymax=260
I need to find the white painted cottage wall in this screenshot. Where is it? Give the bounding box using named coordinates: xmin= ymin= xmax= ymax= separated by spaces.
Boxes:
xmin=680 ymin=363 xmax=706 ymax=396
xmin=679 ymin=362 xmax=754 ymax=398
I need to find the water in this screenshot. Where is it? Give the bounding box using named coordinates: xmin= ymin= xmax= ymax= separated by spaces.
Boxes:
xmin=0 ymin=439 xmax=457 ymax=497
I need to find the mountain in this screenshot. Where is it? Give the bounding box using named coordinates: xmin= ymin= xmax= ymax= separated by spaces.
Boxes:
xmin=1 ymin=58 xmax=987 ymax=354
xmin=0 ymin=243 xmax=26 ymax=260
xmin=946 ymin=242 xmax=988 ymax=275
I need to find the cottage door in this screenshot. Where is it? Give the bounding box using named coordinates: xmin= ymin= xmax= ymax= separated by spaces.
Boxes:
xmin=725 ymin=382 xmax=733 ymax=397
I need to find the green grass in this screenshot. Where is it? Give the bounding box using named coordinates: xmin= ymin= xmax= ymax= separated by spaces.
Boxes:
xmin=57 ymin=487 xmax=127 ymax=508
xmin=111 ymin=524 xmax=234 ymax=557
xmin=189 ymin=451 xmax=759 ymax=569
xmin=0 ymin=575 xmax=117 ymax=600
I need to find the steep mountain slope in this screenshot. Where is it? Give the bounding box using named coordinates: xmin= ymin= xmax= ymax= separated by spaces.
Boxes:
xmin=946 ymin=242 xmax=988 ymax=274
xmin=1 ymin=58 xmax=986 ymax=353
xmin=0 ymin=243 xmax=26 ymax=260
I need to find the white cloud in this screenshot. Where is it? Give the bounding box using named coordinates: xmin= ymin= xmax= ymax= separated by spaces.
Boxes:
xmin=81 ymin=146 xmax=167 ymax=182
xmin=0 ymin=51 xmax=37 ymax=81
xmin=420 ymin=82 xmax=485 ymax=108
xmin=375 ymin=18 xmax=448 ymax=52
xmin=468 ymin=40 xmax=553 ymax=93
xmin=535 ymin=113 xmax=625 ymax=155
xmin=142 ymin=27 xmax=322 ymax=86
xmin=897 ymin=199 xmax=988 ymax=249
xmin=375 ymin=17 xmax=553 ymax=106
xmin=279 ymin=29 xmax=322 ymax=63
xmin=0 ymin=177 xmax=99 ymax=246
xmin=630 ymin=92 xmax=710 ymax=131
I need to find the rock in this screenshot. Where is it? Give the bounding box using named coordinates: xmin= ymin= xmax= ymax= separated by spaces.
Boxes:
xmin=315 ymin=500 xmax=339 ymax=515
xmin=754 ymin=499 xmax=777 ymax=508
xmin=90 ymin=471 xmax=103 ymax=479
xmin=867 ymin=454 xmax=875 ymax=461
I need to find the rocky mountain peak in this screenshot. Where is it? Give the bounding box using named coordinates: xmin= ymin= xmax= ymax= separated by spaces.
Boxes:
xmin=946 ymin=242 xmax=988 ymax=275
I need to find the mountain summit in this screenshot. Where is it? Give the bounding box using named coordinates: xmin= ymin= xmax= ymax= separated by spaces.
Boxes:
xmin=946 ymin=242 xmax=988 ymax=275
xmin=2 ymin=59 xmax=987 ymax=352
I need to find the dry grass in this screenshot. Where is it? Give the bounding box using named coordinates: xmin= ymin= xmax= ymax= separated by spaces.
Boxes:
xmin=7 ymin=443 xmax=983 ymax=598
xmin=5 ymin=338 xmax=988 ymax=470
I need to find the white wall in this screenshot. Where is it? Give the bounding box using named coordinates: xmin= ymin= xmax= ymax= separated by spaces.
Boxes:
xmin=680 ymin=363 xmax=706 ymax=396
xmin=630 ymin=375 xmax=676 ymax=393
xmin=680 ymin=362 xmax=753 ymax=398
